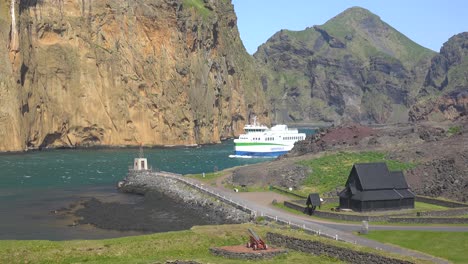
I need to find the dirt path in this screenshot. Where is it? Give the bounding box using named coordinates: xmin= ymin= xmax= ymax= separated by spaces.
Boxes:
xmin=235 ymin=192 xmax=290 ymax=208
xmin=214 ymin=169 xmax=294 ymax=209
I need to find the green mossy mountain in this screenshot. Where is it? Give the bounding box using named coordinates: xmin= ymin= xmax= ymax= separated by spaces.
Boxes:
xmin=255 ymin=7 xmax=436 ymax=124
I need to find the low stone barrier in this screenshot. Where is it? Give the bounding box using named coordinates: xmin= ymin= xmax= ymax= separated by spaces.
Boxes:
xmin=209 ymin=247 xmax=288 ymax=260
xmin=284 ymin=201 xmax=390 ymax=222
xmin=313 ymin=210 xmax=389 ymax=222
xmin=284 ymin=201 xmax=307 ymax=213
xmin=284 ymin=200 xmax=468 ymax=223
xmin=389 ymin=217 xmax=468 ymax=224
xmin=266 ymin=233 xmax=413 ymax=264
xmin=270 ymin=186 xmax=306 ymax=199
xmin=415 ymin=207 xmax=468 ymax=217
xmin=415 ymin=196 xmax=468 ymax=208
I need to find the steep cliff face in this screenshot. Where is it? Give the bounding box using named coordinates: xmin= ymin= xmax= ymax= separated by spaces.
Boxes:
xmin=255 ymin=7 xmax=435 ymax=124
xmin=410 ymin=32 xmax=468 ymax=121
xmin=0 ymin=0 xmax=268 ymax=151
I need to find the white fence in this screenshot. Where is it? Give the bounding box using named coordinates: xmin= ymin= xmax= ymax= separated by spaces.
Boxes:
xmin=156 ymin=171 xmax=356 ymax=244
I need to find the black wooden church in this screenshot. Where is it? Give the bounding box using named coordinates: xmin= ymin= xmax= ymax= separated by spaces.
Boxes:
xmin=339 ymin=163 xmax=415 ymax=211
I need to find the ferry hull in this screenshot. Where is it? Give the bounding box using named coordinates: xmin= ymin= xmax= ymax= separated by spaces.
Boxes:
xmin=234 ymin=150 xmax=288 ymax=157
xmin=234 ymin=143 xmax=292 ymax=157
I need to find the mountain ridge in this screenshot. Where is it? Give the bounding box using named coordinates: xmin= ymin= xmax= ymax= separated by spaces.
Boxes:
xmin=255 ymin=6 xmax=444 ymax=124
xmin=0 ymin=3 xmax=466 ymax=152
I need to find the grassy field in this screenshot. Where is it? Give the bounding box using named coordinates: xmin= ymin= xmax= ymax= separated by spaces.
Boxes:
xmin=187 ymin=171 xmax=223 ymax=183
xmin=0 ymin=223 xmax=424 ymax=264
xmin=364 ymin=231 xmax=468 ymax=264
xmin=0 ymin=225 xmax=328 ymax=264
xmin=297 ymin=151 xmax=415 ymax=195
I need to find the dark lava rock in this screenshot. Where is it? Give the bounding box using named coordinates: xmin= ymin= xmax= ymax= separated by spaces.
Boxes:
xmin=285 ymin=124 xmax=374 ymax=157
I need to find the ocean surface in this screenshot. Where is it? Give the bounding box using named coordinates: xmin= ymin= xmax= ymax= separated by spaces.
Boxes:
xmin=0 ymin=140 xmax=273 ymax=240
xmin=0 ymin=129 xmax=314 ymax=241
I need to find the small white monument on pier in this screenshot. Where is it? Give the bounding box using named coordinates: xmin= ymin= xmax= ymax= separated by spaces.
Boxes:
xmin=133 ymin=144 xmax=148 ymax=171
xmin=134 ymin=157 xmax=148 ymax=171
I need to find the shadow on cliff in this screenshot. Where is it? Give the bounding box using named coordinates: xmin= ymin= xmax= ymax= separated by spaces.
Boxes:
xmin=19 ymin=0 xmax=43 ymax=13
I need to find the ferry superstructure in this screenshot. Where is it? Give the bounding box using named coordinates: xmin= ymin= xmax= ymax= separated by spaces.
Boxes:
xmin=233 ymin=117 xmax=306 ymax=157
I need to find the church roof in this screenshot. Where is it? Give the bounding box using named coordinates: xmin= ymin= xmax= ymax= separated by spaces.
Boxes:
xmin=352 ymin=163 xmax=409 ymax=190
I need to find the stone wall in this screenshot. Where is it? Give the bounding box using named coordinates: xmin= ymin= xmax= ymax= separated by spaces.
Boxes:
xmin=270 ymin=186 xmax=307 ymax=199
xmin=209 ymin=247 xmax=287 ymax=260
xmin=284 ymin=200 xmax=468 ymax=223
xmin=313 ymin=210 xmax=390 ymax=222
xmin=415 ymin=196 xmax=468 ymax=208
xmin=388 ymin=217 xmax=468 ymax=224
xmin=284 ymin=201 xmax=307 ymax=213
xmin=266 ymin=233 xmax=413 ymax=264
xmin=284 ymin=201 xmax=390 ymax=222
xmin=415 ymin=207 xmax=468 ymax=217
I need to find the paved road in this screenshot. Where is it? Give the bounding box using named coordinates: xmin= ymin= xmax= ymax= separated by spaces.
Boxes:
xmin=161 ymin=173 xmax=461 ymax=264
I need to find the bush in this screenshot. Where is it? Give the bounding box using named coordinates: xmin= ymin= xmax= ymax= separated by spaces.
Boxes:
xmin=447 ymin=126 xmax=462 ymax=135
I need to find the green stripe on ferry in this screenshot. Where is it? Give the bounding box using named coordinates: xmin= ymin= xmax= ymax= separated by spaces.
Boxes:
xmin=235 ymin=142 xmax=286 ymax=146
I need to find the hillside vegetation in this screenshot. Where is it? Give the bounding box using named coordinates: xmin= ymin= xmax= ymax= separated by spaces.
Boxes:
xmin=298 ymin=151 xmax=414 ymax=195
xmin=255 ymin=7 xmax=466 ymax=125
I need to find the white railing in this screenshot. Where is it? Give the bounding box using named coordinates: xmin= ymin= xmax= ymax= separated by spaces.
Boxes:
xmin=154 ymin=171 xmax=351 ymax=244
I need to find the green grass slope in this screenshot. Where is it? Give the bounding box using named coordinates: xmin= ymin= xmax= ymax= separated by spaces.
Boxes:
xmin=321 ymin=7 xmax=435 ymax=68
xmin=0 ymin=224 xmax=423 ymax=264
xmin=254 ymin=6 xmax=436 ymax=124
xmin=365 ymin=231 xmax=468 ymax=264
xmin=298 ymin=151 xmax=415 ymax=195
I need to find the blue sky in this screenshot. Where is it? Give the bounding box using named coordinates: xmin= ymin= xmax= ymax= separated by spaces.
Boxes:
xmin=232 ymin=0 xmax=467 ymax=54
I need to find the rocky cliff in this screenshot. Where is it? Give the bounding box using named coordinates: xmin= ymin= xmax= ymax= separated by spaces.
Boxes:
xmin=255 ymin=7 xmax=436 ymax=124
xmin=409 ymin=32 xmax=468 ymax=121
xmin=0 ymin=0 xmax=268 ymax=152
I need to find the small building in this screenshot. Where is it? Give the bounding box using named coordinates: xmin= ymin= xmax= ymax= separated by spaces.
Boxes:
xmin=134 ymin=158 xmax=148 ymax=171
xmin=338 ymin=163 xmax=415 ymax=212
xmin=305 ymin=193 xmax=322 ymax=215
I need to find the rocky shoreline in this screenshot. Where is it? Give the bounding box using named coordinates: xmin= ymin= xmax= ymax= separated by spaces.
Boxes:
xmin=118 ymin=171 xmax=252 ymax=224
xmin=71 ymin=171 xmax=252 ymax=232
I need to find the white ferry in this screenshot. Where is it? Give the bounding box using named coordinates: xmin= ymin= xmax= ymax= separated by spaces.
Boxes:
xmin=233 ymin=117 xmax=306 ymax=157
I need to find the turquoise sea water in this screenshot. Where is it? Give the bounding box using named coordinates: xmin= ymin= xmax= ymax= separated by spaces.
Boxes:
xmin=0 ymin=140 xmax=266 ymax=189
xmin=0 ymin=140 xmax=269 ymax=240
xmin=0 ymin=129 xmax=314 ymax=240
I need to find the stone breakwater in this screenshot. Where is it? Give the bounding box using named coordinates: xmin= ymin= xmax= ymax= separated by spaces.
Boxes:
xmin=119 ymin=171 xmax=252 ymax=224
